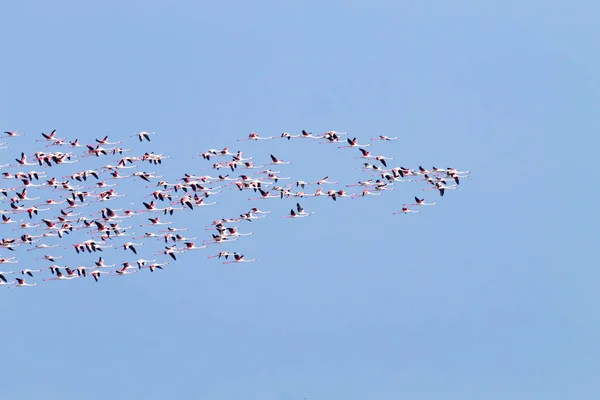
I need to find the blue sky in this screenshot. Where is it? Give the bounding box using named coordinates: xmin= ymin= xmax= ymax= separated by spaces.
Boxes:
xmin=0 ymin=1 xmax=597 ymax=399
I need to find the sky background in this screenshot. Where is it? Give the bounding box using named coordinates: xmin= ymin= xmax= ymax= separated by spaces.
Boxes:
xmin=0 ymin=1 xmax=598 ymax=399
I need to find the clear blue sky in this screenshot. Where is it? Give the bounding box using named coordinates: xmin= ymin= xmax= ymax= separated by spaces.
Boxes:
xmin=0 ymin=1 xmax=597 ymax=399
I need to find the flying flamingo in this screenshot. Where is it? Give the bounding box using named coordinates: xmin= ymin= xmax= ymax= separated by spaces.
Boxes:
xmin=37 ymin=130 xmax=65 ymax=142
xmin=180 ymin=242 xmax=206 ymax=251
xmin=95 ymin=135 xmax=121 ymax=145
xmin=36 ymin=255 xmax=62 ymax=262
xmin=407 ymin=197 xmax=437 ymax=206
xmin=43 ymin=269 xmax=79 ymax=281
xmin=131 ymin=131 xmax=156 ymax=142
xmin=157 ymin=245 xmax=181 ymax=261
xmin=267 ymin=154 xmax=291 ymax=165
xmin=222 ymin=227 xmax=253 ymax=238
xmin=346 ymin=180 xmax=376 ymax=187
xmin=249 ymin=188 xmax=280 ymax=200
xmin=338 ymin=137 xmax=371 ymax=149
xmin=370 ymin=135 xmax=398 ymax=141
xmin=393 ymin=206 xmax=420 ymax=214
xmin=141 ymin=263 xmax=169 ymax=272
xmin=249 ymin=207 xmax=270 ymax=214
xmin=135 ymin=232 xmax=162 ymax=240
xmin=280 ymin=132 xmax=300 ymax=140
xmin=311 ymin=176 xmax=338 ymax=185
xmin=351 ymin=188 xmax=383 ymax=199
xmin=319 ymin=130 xmax=348 ymax=137
xmin=299 ymin=130 xmax=320 ymax=139
xmin=135 ymin=259 xmax=156 ymax=268
xmin=21 ymin=269 xmax=42 ymax=277
xmin=110 ymin=266 xmax=138 ymax=276
xmin=27 ymin=244 xmax=59 ymax=252
xmin=0 ymin=271 xmax=15 ymax=283
xmin=239 ymin=132 xmax=274 ymax=141
xmin=94 ymin=257 xmax=116 ymax=269
xmin=123 ymin=242 xmax=142 ymax=254
xmin=14 ymin=152 xmax=38 ymax=166
xmin=319 ymin=133 xmax=344 ymax=144
xmin=223 ymin=253 xmax=257 ymax=264
xmin=90 ymin=270 xmax=110 ymax=282
xmin=10 ymin=278 xmax=37 ymax=287
xmin=281 ymin=203 xmax=313 ymax=218
xmin=3 ymin=130 xmax=25 ymax=138
xmin=142 ymin=217 xmax=172 ymax=227
xmin=424 ymin=182 xmax=457 ymax=197
xmin=207 ymin=251 xmax=231 ymax=259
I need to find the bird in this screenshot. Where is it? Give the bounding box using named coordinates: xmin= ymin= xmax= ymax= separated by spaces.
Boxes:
xmin=268 ymin=154 xmax=291 ymax=165
xmin=223 ymin=253 xmax=257 ymax=264
xmin=21 ymin=269 xmax=42 ymax=277
xmin=10 ymin=278 xmax=37 ymax=287
xmin=370 ymin=135 xmax=398 ymax=141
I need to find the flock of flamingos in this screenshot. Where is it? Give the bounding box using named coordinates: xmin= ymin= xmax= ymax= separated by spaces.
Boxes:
xmin=0 ymin=129 xmax=469 ymax=288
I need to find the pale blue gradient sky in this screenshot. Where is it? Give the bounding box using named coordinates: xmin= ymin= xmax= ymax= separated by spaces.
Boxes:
xmin=0 ymin=1 xmax=597 ymax=399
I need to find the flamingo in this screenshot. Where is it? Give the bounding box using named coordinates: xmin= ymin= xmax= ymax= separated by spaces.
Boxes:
xmin=1 ymin=214 xmax=17 ymax=225
xmin=223 ymin=253 xmax=256 ymax=264
xmin=180 ymin=242 xmax=206 ymax=251
xmin=203 ymin=235 xmax=239 ymax=246
xmin=208 ymin=251 xmax=231 ymax=259
xmin=10 ymin=278 xmax=37 ymax=287
xmin=239 ymin=132 xmax=274 ymax=141
xmin=393 ymin=206 xmax=420 ymax=214
xmin=14 ymin=152 xmax=38 ymax=166
xmin=299 ymin=130 xmax=320 ymax=139
xmin=74 ymin=266 xmax=91 ymax=277
xmin=241 ymin=161 xmax=263 ymax=169
xmin=408 ymin=197 xmax=437 ymax=206
xmin=424 ymin=182 xmax=457 ymax=197
xmin=3 ymin=130 xmax=24 ymax=138
xmin=267 ymin=154 xmax=291 ymax=165
xmin=123 ymin=242 xmax=142 ymax=254
xmin=266 ymin=173 xmax=291 ymax=183
xmin=141 ymin=263 xmax=169 ymax=272
xmin=370 ymin=135 xmax=398 ymax=141
xmin=95 ymin=135 xmax=121 ymax=145
xmin=338 ymin=137 xmax=371 ymax=149
xmin=135 ymin=259 xmax=156 ymax=268
xmin=320 ymin=130 xmax=348 ymax=137
xmin=26 ymin=243 xmax=60 ymax=252
xmin=158 ymin=245 xmax=181 ymax=261
xmin=346 ymin=180 xmax=376 ymax=187
xmin=0 ymin=271 xmax=15 ymax=283
xmin=280 ymin=132 xmax=300 ymax=140
xmin=248 ymin=188 xmax=279 ymax=200
xmin=281 ymin=203 xmax=313 ymax=218
xmin=164 ymin=226 xmax=189 ymax=232
xmin=131 ymin=131 xmax=156 ymax=142
xmin=110 ymin=266 xmax=138 ymax=276
xmin=21 ymin=269 xmax=42 ymax=277
xmin=90 ymin=270 xmax=110 ymax=282
xmin=249 ymin=208 xmax=270 ymax=214
xmin=37 ymin=130 xmax=65 ymax=142
xmin=239 ymin=211 xmax=265 ymax=222
xmin=36 ymin=255 xmax=62 ymax=262
xmin=142 ymin=217 xmax=172 ymax=227
xmin=311 ymin=176 xmax=338 ymax=185
xmin=94 ymin=257 xmax=115 ymax=269
xmin=351 ymin=188 xmax=383 ymax=199
xmin=135 ymin=232 xmax=162 ymax=240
